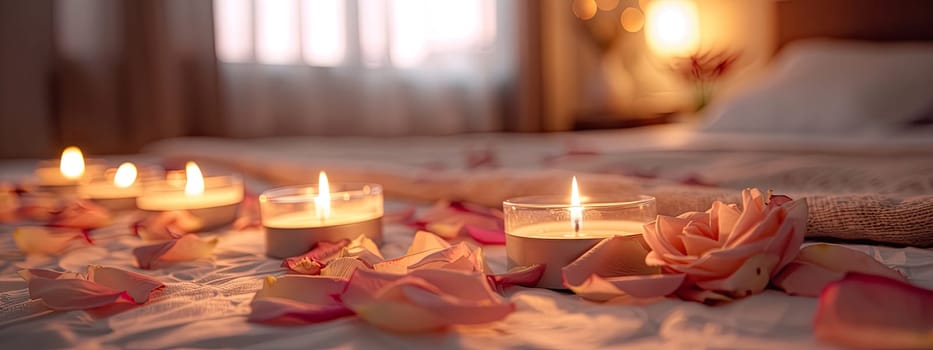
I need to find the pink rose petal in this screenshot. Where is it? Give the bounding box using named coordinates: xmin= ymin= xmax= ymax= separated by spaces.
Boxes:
xmin=562 ymin=235 xmax=682 ymax=302
xmin=0 ymin=184 xmax=18 ymax=223
xmin=338 ymin=234 xmax=384 ymax=266
xmin=13 ymin=226 xmax=91 ymax=255
xmin=282 ymin=240 xmax=350 ymax=274
xmin=339 ymin=268 xmax=514 ymax=332
xmin=248 ymin=275 xmax=353 ymax=325
xmin=232 ymin=194 xmax=261 ymax=230
xmin=86 ymin=265 xmax=165 ymax=303
xmin=772 ymin=262 xmax=844 ymax=297
xmin=814 ymin=273 xmax=933 ymax=349
xmin=20 ymin=265 xmax=163 ymax=310
xmin=132 ymin=235 xmax=218 ymax=270
xmin=487 ymin=264 xmax=545 ymax=291
xmin=321 ymin=257 xmax=370 ymax=279
xmin=48 ymin=200 xmax=112 ymax=230
xmin=695 ymin=254 xmax=779 ymax=297
xmin=406 ymin=230 xmax=451 ymax=255
xmin=133 ymin=211 xmax=204 ymax=241
xmin=465 ymin=225 xmax=506 ymax=245
xmin=772 ymin=244 xmax=907 ymax=297
xmin=374 ymin=242 xmax=479 ymax=274
xmin=795 ymin=244 xmax=907 ymax=282
xmin=411 ymin=200 xmax=504 ymax=242
xmin=384 ymin=205 xmax=416 ymax=224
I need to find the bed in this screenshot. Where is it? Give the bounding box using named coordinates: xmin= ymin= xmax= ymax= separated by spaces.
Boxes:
xmin=2 ymin=0 xmax=933 ymax=348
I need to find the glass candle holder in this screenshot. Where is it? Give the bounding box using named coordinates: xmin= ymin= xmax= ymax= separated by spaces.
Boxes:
xmin=260 ymin=183 xmax=383 ymax=258
xmin=79 ymin=164 xmax=162 ymax=211
xmin=503 ymin=194 xmax=656 ymax=289
xmin=34 ymin=159 xmax=106 ymax=193
xmin=136 ymin=175 xmax=244 ymax=229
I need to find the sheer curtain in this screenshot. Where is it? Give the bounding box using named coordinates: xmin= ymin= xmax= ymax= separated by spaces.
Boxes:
xmin=213 ymin=0 xmax=515 ymax=137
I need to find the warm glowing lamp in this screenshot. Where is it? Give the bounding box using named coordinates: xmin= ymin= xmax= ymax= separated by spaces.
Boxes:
xmin=645 ymin=0 xmax=700 ymax=57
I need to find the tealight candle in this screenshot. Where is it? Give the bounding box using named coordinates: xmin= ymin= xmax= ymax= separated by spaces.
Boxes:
xmin=79 ymin=162 xmax=144 ymax=210
xmin=503 ymin=177 xmax=656 ymax=289
xmin=136 ymin=161 xmax=244 ymax=229
xmin=260 ymin=172 xmax=383 ymax=258
xmin=34 ymin=146 xmax=104 ymax=193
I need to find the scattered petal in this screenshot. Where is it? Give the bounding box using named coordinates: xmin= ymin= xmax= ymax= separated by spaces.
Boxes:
xmin=795 ymin=244 xmax=907 ymax=282
xmin=814 ymin=273 xmax=933 ymax=349
xmin=406 ymin=230 xmax=450 ymax=255
xmin=132 ymin=235 xmax=218 ymax=269
xmin=249 ymin=275 xmax=353 ymax=325
xmin=48 ymin=200 xmax=112 ymax=230
xmin=772 ymin=262 xmax=844 ymax=297
xmin=282 ymin=240 xmax=350 ymax=275
xmin=321 ymin=257 xmax=370 ymax=279
xmin=563 ymin=235 xmax=681 ymax=302
xmin=411 ymin=200 xmax=504 ymax=242
xmin=374 ymin=242 xmax=479 ymax=274
xmin=772 ymin=244 xmax=907 ymax=297
xmin=487 ymin=264 xmax=546 ymax=291
xmin=86 ymin=265 xmax=165 ymax=303
xmin=16 ymin=193 xmax=62 ymax=221
xmin=133 ymin=210 xmax=204 ymax=241
xmin=20 ymin=265 xmax=163 ymax=310
xmin=695 ymin=254 xmax=779 ymax=297
xmin=233 ymin=194 xmax=261 ymax=230
xmin=0 ymin=183 xmax=18 ymax=223
xmin=338 ymin=234 xmax=384 ymax=266
xmin=13 ymin=226 xmax=91 ymax=255
xmin=340 ymin=268 xmax=514 ymax=332
xmin=465 ymin=225 xmax=506 ymax=245
xmin=384 ymin=205 xmax=416 ymax=224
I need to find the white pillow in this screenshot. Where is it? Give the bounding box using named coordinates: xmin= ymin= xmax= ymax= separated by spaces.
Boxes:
xmin=702 ymin=40 xmax=933 ymax=135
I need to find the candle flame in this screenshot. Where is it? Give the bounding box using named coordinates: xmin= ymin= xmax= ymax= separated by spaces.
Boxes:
xmin=570 ymin=176 xmax=583 ymax=235
xmin=114 ymin=162 xmax=138 ymax=188
xmin=315 ymin=171 xmax=331 ymax=220
xmin=60 ymin=146 xmax=86 ymax=180
xmin=184 ymin=161 xmax=204 ymax=196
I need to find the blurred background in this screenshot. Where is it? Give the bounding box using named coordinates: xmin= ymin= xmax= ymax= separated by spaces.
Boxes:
xmin=0 ymin=0 xmax=774 ymax=158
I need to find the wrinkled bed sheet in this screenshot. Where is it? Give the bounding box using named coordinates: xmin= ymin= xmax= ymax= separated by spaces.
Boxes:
xmin=1 ymin=124 xmax=932 ymax=349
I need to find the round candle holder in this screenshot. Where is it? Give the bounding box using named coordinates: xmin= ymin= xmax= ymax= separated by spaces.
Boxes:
xmin=136 ymin=175 xmax=244 ymax=230
xmin=260 ymin=183 xmax=383 ymax=259
xmin=34 ymin=159 xmax=106 ymax=194
xmin=503 ymin=194 xmax=656 ymax=289
xmin=79 ymin=166 xmax=162 ymax=211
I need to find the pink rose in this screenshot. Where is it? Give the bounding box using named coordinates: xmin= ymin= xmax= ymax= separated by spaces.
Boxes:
xmin=643 ymin=188 xmax=808 ymax=297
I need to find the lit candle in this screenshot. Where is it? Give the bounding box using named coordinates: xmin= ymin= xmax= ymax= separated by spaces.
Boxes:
xmin=504 ymin=178 xmax=657 ymax=288
xmin=136 ymin=161 xmax=244 ymax=228
xmin=34 ymin=146 xmax=104 ymax=191
xmin=260 ymin=172 xmax=384 ymax=258
xmin=79 ymin=162 xmax=143 ymax=210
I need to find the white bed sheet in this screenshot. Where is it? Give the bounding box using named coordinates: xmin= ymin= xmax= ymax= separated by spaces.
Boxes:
xmin=2 ymin=210 xmax=932 ymax=350
xmin=2 ymin=126 xmax=932 ymax=349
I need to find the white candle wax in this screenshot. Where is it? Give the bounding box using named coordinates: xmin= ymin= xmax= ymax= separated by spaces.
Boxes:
xmin=263 ymin=211 xmax=383 ymax=258
xmin=263 ymin=210 xmax=381 ymax=228
xmin=80 ymin=182 xmax=142 ymax=199
xmin=506 ymin=220 xmax=646 ymax=289
xmin=136 ymin=185 xmax=243 ymax=211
